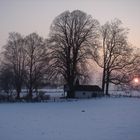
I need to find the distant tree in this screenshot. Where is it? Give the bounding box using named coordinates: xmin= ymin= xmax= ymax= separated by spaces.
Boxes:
xmin=48 ymin=10 xmax=99 ymax=98
xmin=24 ymin=33 xmax=48 ymax=100
xmin=0 ymin=66 xmax=14 ymax=99
xmin=94 ymin=19 xmax=136 ymax=95
xmin=123 ymin=50 xmax=140 ymax=90
xmin=2 ymin=32 xmax=26 ymax=99
xmin=109 ymin=51 xmax=139 ymax=85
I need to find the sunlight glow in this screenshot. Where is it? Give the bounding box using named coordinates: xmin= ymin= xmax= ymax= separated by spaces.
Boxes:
xmin=133 ymin=78 xmax=139 ymax=84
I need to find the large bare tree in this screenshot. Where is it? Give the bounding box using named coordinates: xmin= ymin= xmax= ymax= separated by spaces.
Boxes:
xmin=25 ymin=33 xmax=48 ymax=99
xmin=48 ymin=10 xmax=99 ymax=98
xmin=95 ymin=19 xmax=136 ymax=95
xmin=2 ymin=32 xmax=26 ymax=99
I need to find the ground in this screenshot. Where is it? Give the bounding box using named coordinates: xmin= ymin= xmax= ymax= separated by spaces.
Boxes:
xmin=0 ymin=97 xmax=140 ymax=140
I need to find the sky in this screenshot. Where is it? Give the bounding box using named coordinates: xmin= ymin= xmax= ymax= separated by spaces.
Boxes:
xmin=0 ymin=0 xmax=140 ymax=48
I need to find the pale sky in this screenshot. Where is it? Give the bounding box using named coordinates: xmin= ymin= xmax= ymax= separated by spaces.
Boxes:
xmin=0 ymin=0 xmax=140 ymax=48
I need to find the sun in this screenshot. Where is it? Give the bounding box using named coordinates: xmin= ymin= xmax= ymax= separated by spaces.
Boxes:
xmin=133 ymin=78 xmax=139 ymax=84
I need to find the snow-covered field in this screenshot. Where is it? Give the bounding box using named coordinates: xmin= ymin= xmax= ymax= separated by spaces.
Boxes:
xmin=0 ymin=97 xmax=140 ymax=140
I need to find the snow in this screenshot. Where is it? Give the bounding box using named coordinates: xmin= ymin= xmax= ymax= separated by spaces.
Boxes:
xmin=0 ymin=97 xmax=140 ymax=140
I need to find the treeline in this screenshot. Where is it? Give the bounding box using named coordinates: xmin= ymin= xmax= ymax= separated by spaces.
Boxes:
xmin=0 ymin=10 xmax=140 ymax=101
xmin=0 ymin=33 xmax=49 ymax=101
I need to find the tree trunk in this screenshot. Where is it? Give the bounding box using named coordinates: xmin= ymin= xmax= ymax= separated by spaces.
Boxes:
xmin=102 ymin=35 xmax=106 ymax=95
xmin=102 ymin=67 xmax=106 ymax=94
xmin=105 ymin=80 xmax=109 ymax=96
xmin=67 ymin=82 xmax=75 ymax=98
xmin=28 ymin=87 xmax=33 ymax=100
xmin=16 ymin=91 xmax=20 ymax=100
xmin=16 ymin=85 xmax=21 ymax=100
xmin=105 ymin=70 xmax=110 ymax=96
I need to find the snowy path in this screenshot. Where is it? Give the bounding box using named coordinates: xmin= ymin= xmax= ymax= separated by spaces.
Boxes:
xmin=0 ymin=97 xmax=140 ymax=140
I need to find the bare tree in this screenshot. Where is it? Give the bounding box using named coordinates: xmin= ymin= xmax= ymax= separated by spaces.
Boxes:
xmin=48 ymin=10 xmax=99 ymax=98
xmin=122 ymin=50 xmax=140 ymax=90
xmin=2 ymin=32 xmax=26 ymax=99
xmin=0 ymin=65 xmax=14 ymax=100
xmin=95 ymin=19 xmax=136 ymax=95
xmin=25 ymin=33 xmax=48 ymax=100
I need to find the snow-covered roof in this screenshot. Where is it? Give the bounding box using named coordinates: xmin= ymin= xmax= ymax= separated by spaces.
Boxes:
xmin=74 ymin=85 xmax=102 ymax=92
